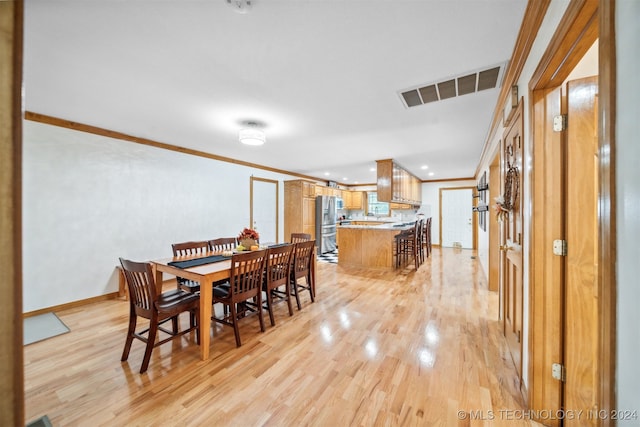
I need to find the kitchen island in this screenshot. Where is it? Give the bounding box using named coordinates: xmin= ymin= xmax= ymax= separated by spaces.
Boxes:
xmin=337 ymin=219 xmax=415 ymax=269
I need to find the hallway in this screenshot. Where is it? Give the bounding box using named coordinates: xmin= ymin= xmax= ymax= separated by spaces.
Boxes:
xmin=25 ymin=248 xmax=542 ymax=426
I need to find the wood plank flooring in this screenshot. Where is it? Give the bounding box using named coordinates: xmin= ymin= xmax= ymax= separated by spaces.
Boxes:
xmin=25 ymin=248 xmax=543 ymax=426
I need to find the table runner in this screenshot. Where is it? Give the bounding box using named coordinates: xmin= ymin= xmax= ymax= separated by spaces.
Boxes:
xmin=168 ymin=254 xmax=230 ymax=269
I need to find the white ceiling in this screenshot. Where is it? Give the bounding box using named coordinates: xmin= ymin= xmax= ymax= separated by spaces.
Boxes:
xmin=24 ymin=0 xmax=527 ymax=185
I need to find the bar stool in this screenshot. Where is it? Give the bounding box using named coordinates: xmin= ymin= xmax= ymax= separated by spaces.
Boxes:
xmin=424 ymin=217 xmax=432 ymax=257
xmin=394 ymin=223 xmax=417 ymax=269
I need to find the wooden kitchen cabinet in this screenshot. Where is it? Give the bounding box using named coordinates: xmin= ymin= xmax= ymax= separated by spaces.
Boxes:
xmin=285 ymin=180 xmax=317 ymax=240
xmin=348 ymin=191 xmax=364 ymax=209
xmin=376 ymin=159 xmax=421 ymax=205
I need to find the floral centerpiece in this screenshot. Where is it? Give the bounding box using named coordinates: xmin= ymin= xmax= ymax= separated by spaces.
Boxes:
xmin=237 ymin=227 xmax=260 ymax=250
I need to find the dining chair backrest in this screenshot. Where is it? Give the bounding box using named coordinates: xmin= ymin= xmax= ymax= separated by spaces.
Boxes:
xmin=171 ymin=241 xmax=209 ymax=257
xmin=119 ymin=258 xmax=157 ymax=316
xmin=171 ymin=241 xmax=209 ymax=293
xmin=290 ymin=233 xmax=312 ymax=244
xmin=209 ymin=237 xmax=237 ymax=252
xmin=265 ymin=243 xmax=294 ymax=289
xmin=291 ymin=239 xmax=315 ymax=280
xmin=228 ymin=249 xmax=268 ymax=299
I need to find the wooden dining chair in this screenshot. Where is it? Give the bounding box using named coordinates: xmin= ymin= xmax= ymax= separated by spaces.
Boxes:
xmin=261 ymin=244 xmax=295 ymax=326
xmin=208 ymin=237 xmax=237 ymax=252
xmin=119 ymin=258 xmax=200 ymax=374
xmin=211 ymin=249 xmax=268 ymax=347
xmin=171 ymin=240 xmax=209 ymax=293
xmin=414 ymin=219 xmax=424 ymax=269
xmin=425 ymin=217 xmax=432 ymax=257
xmin=290 ymin=240 xmax=316 ymax=310
xmin=290 ymin=233 xmax=311 ymax=244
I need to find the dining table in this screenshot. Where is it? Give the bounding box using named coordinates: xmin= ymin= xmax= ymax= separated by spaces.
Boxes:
xmin=151 ymin=251 xmax=232 ymax=361
xmin=151 ymin=243 xmax=316 ymax=361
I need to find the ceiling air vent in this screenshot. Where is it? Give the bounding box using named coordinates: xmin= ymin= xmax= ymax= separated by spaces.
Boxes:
xmin=399 ymin=62 xmax=507 ymax=109
xmin=401 ymin=90 xmax=422 ymax=107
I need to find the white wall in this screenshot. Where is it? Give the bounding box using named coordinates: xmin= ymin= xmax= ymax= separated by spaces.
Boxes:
xmin=616 ymin=0 xmax=640 ymax=421
xmin=421 ymin=179 xmax=476 ymax=246
xmin=22 ymin=121 xmax=300 ymax=312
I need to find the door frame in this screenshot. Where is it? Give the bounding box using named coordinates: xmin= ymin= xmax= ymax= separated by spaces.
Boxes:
xmin=488 ymin=149 xmax=501 ymax=294
xmin=0 ymin=2 xmax=25 ymax=426
xmin=438 ymin=186 xmax=477 ymax=250
xmin=527 ymin=0 xmax=616 ymax=423
xmin=250 ymin=176 xmax=279 ymax=244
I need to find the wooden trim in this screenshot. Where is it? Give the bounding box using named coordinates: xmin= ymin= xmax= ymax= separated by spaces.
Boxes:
xmin=526 ymin=0 xmax=610 ymax=422
xmin=23 ymin=293 xmax=121 ymax=318
xmin=23 ymin=112 xmax=475 ymax=188
xmin=528 ymin=86 xmax=564 ymax=424
xmin=476 ymin=0 xmax=551 ymax=176
xmin=250 ymin=176 xmax=280 ymax=244
xmin=0 ymin=2 xmax=24 ymax=426
xmin=597 ymin=0 xmax=616 ymax=423
xmin=438 ymin=186 xmax=477 ymax=250
xmin=422 ymin=177 xmax=475 ymax=184
xmin=529 ymin=0 xmax=599 ymax=91
xmin=24 ymin=111 xmax=324 ymax=183
xmin=344 ymin=177 xmax=476 ymax=186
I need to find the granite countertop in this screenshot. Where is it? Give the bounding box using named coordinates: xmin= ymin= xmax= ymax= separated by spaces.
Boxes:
xmin=338 ymin=220 xmax=416 ymax=230
xmin=347 ymin=217 xmax=398 ymax=223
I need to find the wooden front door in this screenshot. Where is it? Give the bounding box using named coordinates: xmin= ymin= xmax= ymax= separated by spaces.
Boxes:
xmin=501 ymin=102 xmax=524 ymax=380
xmin=564 ymin=75 xmax=599 ymax=426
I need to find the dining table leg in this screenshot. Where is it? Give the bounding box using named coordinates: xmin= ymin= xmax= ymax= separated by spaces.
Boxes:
xmin=199 ymin=279 xmax=212 ymax=360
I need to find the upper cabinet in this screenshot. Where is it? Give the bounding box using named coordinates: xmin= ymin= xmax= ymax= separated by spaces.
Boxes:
xmin=344 ymin=190 xmax=364 ymax=210
xmin=315 ymin=185 xmax=342 ymax=198
xmin=376 ymin=159 xmax=422 ymax=205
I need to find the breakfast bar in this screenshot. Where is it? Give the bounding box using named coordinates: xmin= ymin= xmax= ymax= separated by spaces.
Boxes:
xmin=337 ymin=220 xmax=415 ymax=269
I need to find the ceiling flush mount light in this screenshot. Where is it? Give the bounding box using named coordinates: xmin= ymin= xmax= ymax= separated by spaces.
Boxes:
xmin=239 ymin=121 xmax=266 ymax=146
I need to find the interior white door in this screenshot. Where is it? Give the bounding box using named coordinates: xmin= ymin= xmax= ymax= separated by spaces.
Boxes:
xmin=440 ymin=188 xmax=473 ymax=248
xmin=251 ymin=177 xmax=278 ymax=244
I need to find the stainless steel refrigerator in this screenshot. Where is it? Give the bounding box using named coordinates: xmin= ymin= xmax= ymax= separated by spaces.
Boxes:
xmin=315 ymin=195 xmax=337 ymax=253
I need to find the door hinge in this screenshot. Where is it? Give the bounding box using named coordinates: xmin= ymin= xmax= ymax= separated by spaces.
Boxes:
xmin=553 ymin=239 xmax=567 ymax=256
xmin=552 ymin=363 xmax=566 ymax=382
xmin=553 ymin=114 xmax=567 ymax=132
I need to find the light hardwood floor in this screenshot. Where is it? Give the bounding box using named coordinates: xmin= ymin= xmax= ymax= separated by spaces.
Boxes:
xmin=25 ymin=248 xmax=543 ymax=426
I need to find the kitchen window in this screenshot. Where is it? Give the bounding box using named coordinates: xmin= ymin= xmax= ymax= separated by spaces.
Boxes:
xmin=367 ymin=192 xmax=389 ymax=216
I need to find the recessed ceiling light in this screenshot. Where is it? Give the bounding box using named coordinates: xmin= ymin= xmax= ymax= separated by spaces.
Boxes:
xmin=428 ymin=172 xmax=435 ymax=176
xmin=421 ymin=165 xmax=429 ymax=170
xmin=354 ymin=181 xmax=359 ymax=184
xmin=343 ymin=177 xmax=348 ymax=181
xmin=324 ymin=172 xmax=330 ymax=176
xmin=369 ymin=168 xmax=376 ymax=172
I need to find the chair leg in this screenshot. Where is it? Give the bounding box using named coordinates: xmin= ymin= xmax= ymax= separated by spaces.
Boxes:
xmin=265 ymin=290 xmax=275 ymax=326
xmin=284 ymin=286 xmax=294 ymax=316
xmin=256 ymin=295 xmax=265 ymax=333
xmin=307 ymin=274 xmax=315 ymax=302
xmin=171 ymin=316 xmax=179 ymax=334
xmin=192 ymin=309 xmax=200 ymax=345
xmin=140 ymin=318 xmax=158 ymax=374
xmin=291 ymin=280 xmax=302 ymax=310
xmin=229 ymin=302 xmax=242 ymax=347
xmin=121 ymin=311 xmax=137 ymax=362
